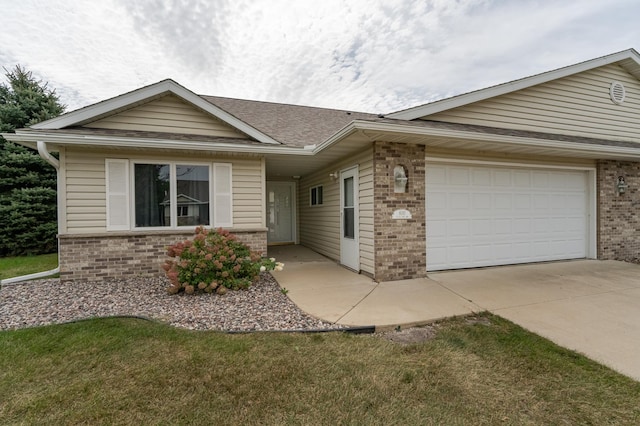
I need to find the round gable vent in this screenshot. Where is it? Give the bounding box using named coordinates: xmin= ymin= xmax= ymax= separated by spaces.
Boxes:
xmin=610 ymin=81 xmax=626 ymax=105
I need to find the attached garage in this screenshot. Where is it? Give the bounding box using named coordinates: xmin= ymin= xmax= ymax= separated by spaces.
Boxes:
xmin=426 ymin=161 xmax=595 ymax=271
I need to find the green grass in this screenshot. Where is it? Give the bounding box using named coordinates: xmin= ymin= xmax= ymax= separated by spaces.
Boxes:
xmin=0 ymin=253 xmax=58 ymax=280
xmin=1 ymin=314 xmax=638 ymax=425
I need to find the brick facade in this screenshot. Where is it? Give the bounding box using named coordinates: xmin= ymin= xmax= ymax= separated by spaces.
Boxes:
xmin=597 ymin=160 xmax=640 ymax=261
xmin=58 ymin=229 xmax=267 ymax=282
xmin=373 ymin=141 xmax=427 ymax=281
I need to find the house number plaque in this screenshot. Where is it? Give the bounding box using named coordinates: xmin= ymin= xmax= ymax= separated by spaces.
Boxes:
xmin=392 ymin=209 xmax=412 ymax=220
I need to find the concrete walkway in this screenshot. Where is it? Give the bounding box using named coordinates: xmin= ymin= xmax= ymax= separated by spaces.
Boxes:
xmin=269 ymin=245 xmax=478 ymax=327
xmin=269 ymin=245 xmax=640 ymax=381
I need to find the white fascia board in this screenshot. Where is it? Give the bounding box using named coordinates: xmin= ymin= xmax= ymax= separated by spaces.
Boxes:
xmin=346 ymin=120 xmax=640 ymax=159
xmin=388 ymin=49 xmax=640 ymax=120
xmin=3 ymin=131 xmax=308 ymax=156
xmin=31 ymin=80 xmax=281 ymax=145
xmin=310 ymin=122 xmax=361 ymax=154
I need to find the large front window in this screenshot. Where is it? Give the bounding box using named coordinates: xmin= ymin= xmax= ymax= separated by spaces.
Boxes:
xmin=134 ymin=163 xmax=210 ymax=228
xmin=135 ymin=163 xmax=171 ymax=227
xmin=176 ymin=165 xmax=210 ymax=226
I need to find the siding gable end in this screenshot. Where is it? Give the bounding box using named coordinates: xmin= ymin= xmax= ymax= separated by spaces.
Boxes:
xmin=424 ymin=64 xmax=640 ymax=143
xmin=82 ymin=94 xmax=248 ymax=139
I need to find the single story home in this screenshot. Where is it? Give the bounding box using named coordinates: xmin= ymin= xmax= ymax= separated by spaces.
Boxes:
xmin=4 ymin=49 xmax=640 ymax=282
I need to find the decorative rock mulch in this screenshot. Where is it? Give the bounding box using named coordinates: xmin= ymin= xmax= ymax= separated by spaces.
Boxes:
xmin=0 ymin=273 xmax=347 ymax=332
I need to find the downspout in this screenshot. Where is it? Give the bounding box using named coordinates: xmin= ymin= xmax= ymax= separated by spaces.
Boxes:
xmin=1 ymin=142 xmax=62 ymax=285
xmin=37 ymin=140 xmax=60 ymax=169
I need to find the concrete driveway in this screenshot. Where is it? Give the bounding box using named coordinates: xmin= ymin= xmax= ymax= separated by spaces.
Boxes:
xmin=429 ymin=260 xmax=640 ymax=381
xmin=269 ymin=246 xmax=640 ymax=381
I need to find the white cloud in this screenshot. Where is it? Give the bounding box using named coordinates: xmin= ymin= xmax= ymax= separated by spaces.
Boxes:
xmin=1 ymin=0 xmax=639 ymax=113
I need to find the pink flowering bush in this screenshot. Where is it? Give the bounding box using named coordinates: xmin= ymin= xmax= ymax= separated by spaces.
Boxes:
xmin=163 ymin=226 xmax=283 ymax=294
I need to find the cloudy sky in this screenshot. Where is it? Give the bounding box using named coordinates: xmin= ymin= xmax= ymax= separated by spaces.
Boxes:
xmin=1 ymin=0 xmax=639 ymax=114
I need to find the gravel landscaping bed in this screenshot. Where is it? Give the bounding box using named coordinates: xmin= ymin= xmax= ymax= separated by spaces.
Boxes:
xmin=0 ymin=274 xmax=346 ymax=332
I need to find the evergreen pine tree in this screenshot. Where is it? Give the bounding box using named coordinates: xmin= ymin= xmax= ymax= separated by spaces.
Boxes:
xmin=0 ymin=66 xmax=65 ymax=256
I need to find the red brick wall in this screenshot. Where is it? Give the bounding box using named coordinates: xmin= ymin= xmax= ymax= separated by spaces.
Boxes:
xmin=597 ymin=160 xmax=640 ymax=261
xmin=373 ymin=142 xmax=427 ymax=281
xmin=58 ymin=229 xmax=267 ymax=282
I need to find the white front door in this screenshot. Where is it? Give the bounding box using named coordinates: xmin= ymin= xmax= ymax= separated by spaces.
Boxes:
xmin=267 ymin=182 xmax=296 ymax=244
xmin=340 ymin=167 xmax=359 ymax=270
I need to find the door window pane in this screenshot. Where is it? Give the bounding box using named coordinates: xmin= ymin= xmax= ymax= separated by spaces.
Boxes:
xmin=344 ymin=177 xmax=354 ymax=207
xmin=343 ymin=176 xmax=355 ymax=238
xmin=344 ymin=207 xmax=354 ymax=239
xmin=176 ymin=165 xmax=210 ymax=226
xmin=135 ymin=164 xmax=170 ymax=227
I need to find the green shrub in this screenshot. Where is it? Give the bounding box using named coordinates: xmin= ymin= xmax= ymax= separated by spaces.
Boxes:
xmin=163 ymin=226 xmax=284 ymax=294
xmin=0 ymin=186 xmax=57 ymax=256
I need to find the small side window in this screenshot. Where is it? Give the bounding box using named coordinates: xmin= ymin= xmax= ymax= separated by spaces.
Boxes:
xmin=310 ymin=185 xmax=323 ymax=206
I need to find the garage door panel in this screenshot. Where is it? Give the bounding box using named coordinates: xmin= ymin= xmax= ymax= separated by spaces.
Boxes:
xmin=493 ymin=170 xmax=512 ymax=186
xmin=450 ymin=168 xmax=470 ymax=184
xmin=427 ymin=166 xmax=447 ymax=184
xmin=533 ymin=194 xmax=549 ymax=209
xmin=512 ymin=243 xmax=531 ymax=259
xmin=493 ymin=244 xmax=515 ymax=259
xmin=549 ymin=194 xmax=568 ymax=209
xmin=450 ymin=219 xmax=470 ymax=236
xmin=494 ymin=219 xmax=512 ymax=234
xmin=494 ymin=194 xmax=512 ymax=209
xmin=514 ymin=171 xmax=531 ymax=186
xmin=473 ymin=169 xmax=491 ymax=185
xmin=563 ymin=172 xmax=586 ymax=188
xmin=566 ymin=194 xmax=586 ymax=209
xmin=472 ymin=245 xmax=493 ymax=262
xmin=427 ymin=248 xmax=448 ymax=269
xmin=426 ymin=164 xmax=589 ymax=271
xmin=513 ymin=218 xmax=531 ymax=233
xmin=532 ymin=171 xmax=550 ymax=187
xmin=473 ymin=193 xmax=492 ymax=209
xmin=426 ymin=192 xmax=447 ymax=210
xmin=427 ymin=219 xmax=448 ymax=237
xmin=449 ymin=246 xmax=471 ymax=264
xmin=451 ymin=193 xmax=470 ymax=209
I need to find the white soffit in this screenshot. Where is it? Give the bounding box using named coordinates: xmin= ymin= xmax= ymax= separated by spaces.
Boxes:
xmin=387 ymin=49 xmax=640 ymax=120
xmin=30 ymin=80 xmax=281 ymax=145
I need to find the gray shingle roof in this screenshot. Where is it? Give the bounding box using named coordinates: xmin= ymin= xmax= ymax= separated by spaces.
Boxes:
xmin=202 ymin=96 xmax=378 ymax=147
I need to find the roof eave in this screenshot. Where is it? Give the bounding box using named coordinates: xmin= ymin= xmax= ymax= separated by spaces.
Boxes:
xmin=2 ymin=130 xmax=307 ymax=156
xmin=346 ymin=120 xmax=640 ymax=160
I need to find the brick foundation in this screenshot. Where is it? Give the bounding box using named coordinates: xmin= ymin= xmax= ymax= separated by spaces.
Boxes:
xmin=373 ymin=141 xmax=427 ymax=281
xmin=597 ymin=160 xmax=640 ymax=261
xmin=58 ymin=229 xmax=267 ymax=282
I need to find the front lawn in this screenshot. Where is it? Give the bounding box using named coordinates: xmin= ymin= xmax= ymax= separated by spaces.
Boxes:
xmin=0 ymin=253 xmax=58 ymax=280
xmin=1 ymin=314 xmax=638 ymax=424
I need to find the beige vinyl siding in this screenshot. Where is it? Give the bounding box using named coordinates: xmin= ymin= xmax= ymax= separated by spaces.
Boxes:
xmin=231 ymin=159 xmax=264 ymax=228
xmin=426 ymin=64 xmax=640 ymax=143
xmin=299 ymin=147 xmax=374 ymax=275
xmin=63 ymin=148 xmax=264 ymax=234
xmin=84 ymin=94 xmax=247 ymax=138
xmin=65 ymin=150 xmax=107 ymax=233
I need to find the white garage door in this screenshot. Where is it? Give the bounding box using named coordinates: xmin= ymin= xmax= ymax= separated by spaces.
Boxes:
xmin=426 ymin=163 xmax=590 ymax=271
